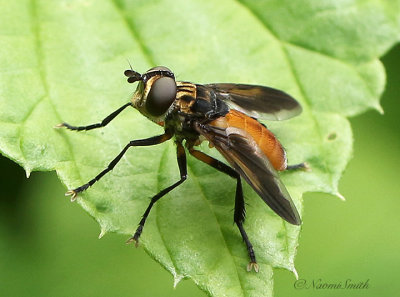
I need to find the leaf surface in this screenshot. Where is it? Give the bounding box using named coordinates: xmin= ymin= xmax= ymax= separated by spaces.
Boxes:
xmin=0 ymin=0 xmax=399 ymax=296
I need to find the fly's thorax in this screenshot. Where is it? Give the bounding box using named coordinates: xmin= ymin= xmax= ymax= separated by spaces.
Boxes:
xmin=130 ymin=66 xmax=177 ymax=123
xmin=174 ymin=82 xmax=197 ymax=113
xmin=163 ymin=105 xmax=202 ymax=145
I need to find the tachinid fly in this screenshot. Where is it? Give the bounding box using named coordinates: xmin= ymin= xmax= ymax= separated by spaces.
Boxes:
xmin=57 ymin=66 xmax=307 ymax=272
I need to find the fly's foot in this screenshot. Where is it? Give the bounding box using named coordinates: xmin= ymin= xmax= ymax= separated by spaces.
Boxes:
xmin=125 ymin=237 xmax=137 ymax=246
xmin=54 ymin=122 xmax=76 ymax=131
xmin=126 ymin=225 xmax=143 ymax=247
xmin=247 ymin=261 xmax=259 ymax=273
xmin=301 ymin=162 xmax=310 ymax=171
xmin=54 ymin=123 xmax=66 ymax=129
xmin=126 ymin=235 xmax=140 ymax=247
xmin=287 ymin=162 xmax=310 ymax=171
xmin=65 ymin=184 xmax=90 ymax=202
xmin=65 ymin=190 xmax=78 ymax=202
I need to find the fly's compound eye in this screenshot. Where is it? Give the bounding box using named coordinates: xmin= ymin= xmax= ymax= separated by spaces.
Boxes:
xmin=146 ymin=76 xmax=177 ymax=116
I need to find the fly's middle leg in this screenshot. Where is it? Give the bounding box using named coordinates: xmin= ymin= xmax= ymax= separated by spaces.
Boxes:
xmin=126 ymin=141 xmax=187 ymax=246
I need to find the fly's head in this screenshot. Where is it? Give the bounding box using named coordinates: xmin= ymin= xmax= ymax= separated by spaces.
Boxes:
xmin=125 ymin=66 xmax=177 ymax=123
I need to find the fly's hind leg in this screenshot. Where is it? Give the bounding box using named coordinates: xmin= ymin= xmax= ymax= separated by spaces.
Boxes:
xmin=286 ymin=162 xmax=309 ymax=171
xmin=189 ymin=148 xmax=258 ymax=272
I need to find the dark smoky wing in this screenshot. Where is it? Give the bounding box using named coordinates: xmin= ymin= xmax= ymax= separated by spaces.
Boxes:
xmin=196 ymin=124 xmax=301 ymax=225
xmin=204 ymin=83 xmax=302 ymax=121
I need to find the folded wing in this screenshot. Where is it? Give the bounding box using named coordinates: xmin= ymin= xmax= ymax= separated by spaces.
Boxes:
xmin=196 ymin=123 xmax=301 ymax=225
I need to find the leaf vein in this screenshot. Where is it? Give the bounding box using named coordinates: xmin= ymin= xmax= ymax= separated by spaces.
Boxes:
xmin=235 ymin=0 xmax=377 ymax=103
xmin=111 ymin=0 xmax=156 ymax=66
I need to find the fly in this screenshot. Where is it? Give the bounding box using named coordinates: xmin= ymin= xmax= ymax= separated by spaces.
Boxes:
xmin=57 ymin=66 xmax=308 ymax=272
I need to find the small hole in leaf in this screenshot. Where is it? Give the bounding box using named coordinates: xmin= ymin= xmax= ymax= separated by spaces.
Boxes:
xmin=327 ymin=132 xmax=337 ymax=141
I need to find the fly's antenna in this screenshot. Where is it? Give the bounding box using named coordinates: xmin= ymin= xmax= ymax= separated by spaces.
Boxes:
xmin=126 ymin=59 xmax=134 ymax=71
xmin=124 ymin=59 xmax=143 ymax=83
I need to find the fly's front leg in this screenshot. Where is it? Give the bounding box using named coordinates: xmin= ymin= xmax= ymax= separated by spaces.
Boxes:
xmin=189 ymin=148 xmax=258 ymax=272
xmin=65 ymin=132 xmax=172 ymax=201
xmin=56 ymin=102 xmax=132 ymax=131
xmin=126 ymin=141 xmax=187 ymax=246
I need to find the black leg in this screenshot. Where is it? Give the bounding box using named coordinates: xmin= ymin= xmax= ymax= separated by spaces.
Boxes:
xmin=286 ymin=162 xmax=309 ymax=171
xmin=65 ymin=132 xmax=172 ymax=200
xmin=56 ymin=102 xmax=132 ymax=131
xmin=189 ymin=148 xmax=259 ymax=272
xmin=127 ymin=141 xmax=187 ymax=246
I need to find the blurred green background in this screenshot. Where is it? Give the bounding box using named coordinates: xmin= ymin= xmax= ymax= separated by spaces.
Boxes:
xmin=0 ymin=44 xmax=399 ymax=297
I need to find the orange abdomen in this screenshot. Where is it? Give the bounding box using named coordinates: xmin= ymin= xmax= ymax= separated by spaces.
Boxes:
xmin=212 ymin=110 xmax=287 ymax=171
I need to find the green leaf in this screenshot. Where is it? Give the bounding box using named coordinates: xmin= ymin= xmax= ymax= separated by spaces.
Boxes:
xmin=0 ymin=0 xmax=399 ymax=296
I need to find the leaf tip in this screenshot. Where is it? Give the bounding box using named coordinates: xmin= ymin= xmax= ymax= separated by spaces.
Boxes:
xmin=374 ymin=103 xmax=384 ymax=115
xmin=25 ymin=168 xmax=31 ymax=178
xmin=173 ymin=274 xmax=184 ymax=288
xmin=98 ymin=228 xmax=107 ymax=239
xmin=336 ymin=192 xmax=346 ymax=201
xmin=292 ymin=267 xmax=299 ymax=280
